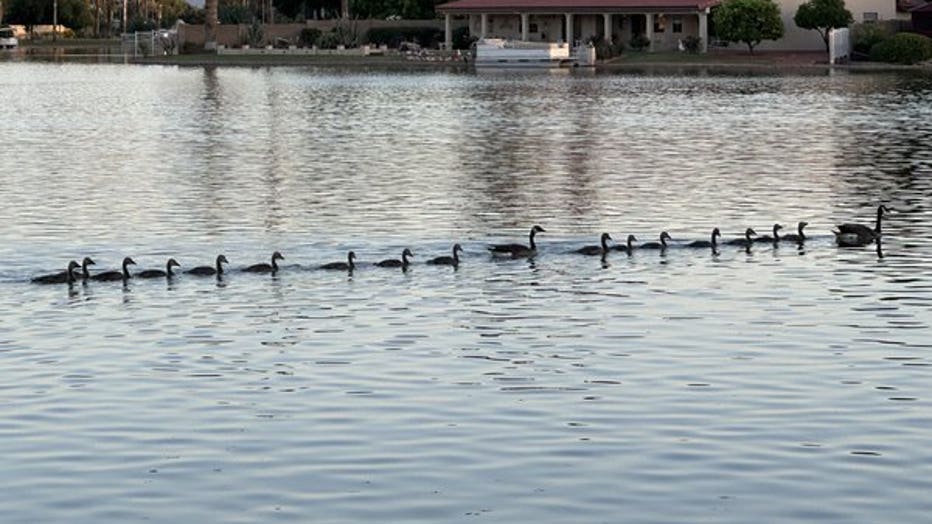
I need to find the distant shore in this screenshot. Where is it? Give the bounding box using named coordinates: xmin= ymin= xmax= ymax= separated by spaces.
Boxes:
xmin=12 ymin=39 xmax=931 ymax=71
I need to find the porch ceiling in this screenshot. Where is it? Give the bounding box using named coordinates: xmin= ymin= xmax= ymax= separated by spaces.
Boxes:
xmin=436 ymin=0 xmax=719 ymax=13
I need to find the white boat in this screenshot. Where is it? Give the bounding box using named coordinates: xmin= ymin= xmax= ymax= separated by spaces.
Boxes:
xmin=0 ymin=26 xmax=18 ymax=50
xmin=474 ymin=38 xmax=576 ymax=67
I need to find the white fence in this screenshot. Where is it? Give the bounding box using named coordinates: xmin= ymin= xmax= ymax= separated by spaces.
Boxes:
xmin=829 ymin=27 xmax=850 ymax=64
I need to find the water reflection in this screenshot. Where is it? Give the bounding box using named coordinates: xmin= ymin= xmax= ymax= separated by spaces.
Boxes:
xmin=0 ymin=64 xmax=931 ymax=524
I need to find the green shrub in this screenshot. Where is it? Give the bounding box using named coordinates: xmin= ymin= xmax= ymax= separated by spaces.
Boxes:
xmin=317 ymin=31 xmax=342 ymax=49
xmin=451 ymin=26 xmax=475 ymax=50
xmin=299 ymin=27 xmax=321 ymax=47
xmin=629 ymin=34 xmax=650 ymax=51
xmin=851 ymin=22 xmax=890 ymax=54
xmin=364 ymin=26 xmax=442 ymax=48
xmin=869 ymin=32 xmax=932 ymax=64
xmin=245 ymin=19 xmax=264 ymax=47
xmin=682 ymin=35 xmax=702 ymax=53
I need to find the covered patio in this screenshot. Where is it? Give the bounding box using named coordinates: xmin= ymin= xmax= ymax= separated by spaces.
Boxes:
xmin=436 ymin=0 xmax=719 ymax=52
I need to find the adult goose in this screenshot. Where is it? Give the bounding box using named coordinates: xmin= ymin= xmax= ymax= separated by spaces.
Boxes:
xmin=137 ymin=258 xmax=181 ymax=278
xmin=686 ymin=228 xmax=721 ymax=249
xmin=725 ymin=228 xmax=758 ymax=247
xmin=244 ymin=251 xmax=284 ymax=273
xmin=321 ymin=251 xmax=356 ymax=271
xmin=834 ymin=205 xmax=889 ymax=246
xmin=77 ymin=257 xmax=96 ymax=280
xmin=754 ymin=224 xmax=783 ymax=243
xmin=32 ymin=260 xmax=80 ymax=284
xmin=376 ymin=249 xmax=414 ymax=269
xmin=91 ymin=257 xmax=136 ymax=282
xmin=427 ymin=244 xmax=464 ymax=266
xmin=612 ymin=234 xmax=638 ymax=254
xmin=575 ymin=233 xmax=612 ymax=256
xmin=488 ymin=225 xmax=545 ymax=257
xmin=187 ymin=255 xmax=228 ymax=276
xmin=781 ymin=221 xmax=809 ymax=243
xmin=639 ymin=231 xmax=672 ymax=250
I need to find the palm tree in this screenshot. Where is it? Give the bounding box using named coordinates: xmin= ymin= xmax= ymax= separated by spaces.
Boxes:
xmin=205 ymin=0 xmax=218 ymax=49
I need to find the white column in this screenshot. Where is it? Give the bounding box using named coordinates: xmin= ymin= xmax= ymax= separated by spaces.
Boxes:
xmin=480 ymin=13 xmax=488 ymax=39
xmin=603 ymin=13 xmax=612 ymax=42
xmin=521 ymin=13 xmax=529 ymax=41
xmin=698 ymin=10 xmax=708 ymax=53
xmin=565 ymin=13 xmax=574 ymax=47
xmin=445 ymin=13 xmax=452 ymax=49
xmin=645 ymin=13 xmax=653 ymax=52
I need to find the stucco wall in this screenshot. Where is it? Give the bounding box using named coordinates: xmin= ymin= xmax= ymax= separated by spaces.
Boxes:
xmin=755 ymin=0 xmax=896 ymax=50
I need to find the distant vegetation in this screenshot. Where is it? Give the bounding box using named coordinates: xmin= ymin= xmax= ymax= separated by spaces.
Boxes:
xmin=713 ymin=0 xmax=785 ymax=53
xmin=868 ymin=32 xmax=932 ymax=65
xmin=793 ymin=0 xmax=853 ymax=51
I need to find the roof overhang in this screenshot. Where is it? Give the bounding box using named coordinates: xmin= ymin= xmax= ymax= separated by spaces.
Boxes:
xmin=437 ymin=0 xmax=719 ymax=14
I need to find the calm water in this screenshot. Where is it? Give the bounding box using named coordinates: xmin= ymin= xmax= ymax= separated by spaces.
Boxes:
xmin=1 ymin=62 xmax=932 ymax=523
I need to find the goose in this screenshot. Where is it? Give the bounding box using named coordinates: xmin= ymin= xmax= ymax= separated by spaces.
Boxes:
xmin=781 ymin=221 xmax=809 ymax=243
xmin=639 ymin=231 xmax=672 ymax=250
xmin=376 ymin=248 xmax=414 ymax=268
xmin=725 ymin=228 xmax=758 ymax=247
xmin=427 ymin=244 xmax=464 ymax=266
xmin=575 ymin=233 xmax=612 ymax=256
xmin=686 ymin=228 xmax=721 ymax=249
xmin=834 ymin=205 xmax=889 ymax=246
xmin=243 ymin=251 xmax=284 ymax=273
xmin=77 ymin=257 xmax=96 ymax=280
xmin=488 ymin=225 xmax=545 ymax=257
xmin=91 ymin=257 xmax=136 ymax=281
xmin=321 ymin=251 xmax=356 ymax=271
xmin=137 ymin=258 xmax=181 ymax=278
xmin=32 ymin=260 xmax=80 ymax=284
xmin=187 ymin=255 xmax=228 ymax=276
xmin=612 ymin=234 xmax=638 ymax=254
xmin=754 ymin=224 xmax=783 ymax=243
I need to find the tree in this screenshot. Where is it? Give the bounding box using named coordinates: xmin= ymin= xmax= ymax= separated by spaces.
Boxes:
xmin=204 ymin=0 xmax=218 ymax=49
xmin=794 ymin=0 xmax=852 ymax=52
xmin=713 ymin=0 xmax=785 ymax=53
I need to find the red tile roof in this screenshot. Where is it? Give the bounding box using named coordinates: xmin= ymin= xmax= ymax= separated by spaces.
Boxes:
xmin=437 ymin=0 xmax=719 ymax=12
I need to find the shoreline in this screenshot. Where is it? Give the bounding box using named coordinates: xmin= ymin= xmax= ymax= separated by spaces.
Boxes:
xmin=11 ymin=41 xmax=931 ymax=72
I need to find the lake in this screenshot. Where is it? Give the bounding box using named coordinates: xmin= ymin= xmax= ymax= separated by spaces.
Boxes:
xmin=1 ymin=61 xmax=931 ymax=523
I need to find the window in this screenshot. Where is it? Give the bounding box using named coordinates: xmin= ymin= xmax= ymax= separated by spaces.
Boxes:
xmin=529 ymin=23 xmax=538 ymax=33
xmin=672 ymin=16 xmax=683 ymax=33
xmin=863 ymin=12 xmax=879 ymax=22
xmin=653 ymin=15 xmax=666 ymax=33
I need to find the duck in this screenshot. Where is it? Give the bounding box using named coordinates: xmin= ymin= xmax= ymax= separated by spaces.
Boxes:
xmin=686 ymin=228 xmax=721 ymax=249
xmin=77 ymin=257 xmax=96 ymax=280
xmin=243 ymin=251 xmax=284 ymax=273
xmin=488 ymin=225 xmax=545 ymax=257
xmin=32 ymin=260 xmax=80 ymax=284
xmin=639 ymin=231 xmax=672 ymax=250
xmin=321 ymin=251 xmax=356 ymax=271
xmin=834 ymin=205 xmax=889 ymax=246
xmin=137 ymin=258 xmax=181 ymax=278
xmin=187 ymin=254 xmax=228 ymax=276
xmin=781 ymin=221 xmax=809 ymax=243
xmin=376 ymin=248 xmax=414 ymax=268
xmin=91 ymin=257 xmax=136 ymax=281
xmin=725 ymin=228 xmax=758 ymax=247
xmin=575 ymin=233 xmax=612 ymax=256
xmin=612 ymin=234 xmax=638 ymax=254
xmin=427 ymin=244 xmax=464 ymax=266
xmin=754 ymin=224 xmax=783 ymax=243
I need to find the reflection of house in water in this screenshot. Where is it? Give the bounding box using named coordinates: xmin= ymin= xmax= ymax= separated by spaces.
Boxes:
xmin=436 ymin=0 xmax=717 ymax=53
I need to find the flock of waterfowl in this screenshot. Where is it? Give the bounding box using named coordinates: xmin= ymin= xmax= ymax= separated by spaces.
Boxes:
xmin=30 ymin=205 xmax=890 ymax=285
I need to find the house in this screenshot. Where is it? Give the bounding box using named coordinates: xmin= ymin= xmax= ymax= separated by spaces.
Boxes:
xmin=436 ymin=0 xmax=719 ymax=52
xmin=437 ymin=0 xmax=901 ymax=52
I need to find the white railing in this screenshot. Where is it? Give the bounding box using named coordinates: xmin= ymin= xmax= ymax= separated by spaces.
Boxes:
xmin=122 ymin=31 xmax=177 ymax=57
xmin=829 ymin=27 xmax=850 ymax=64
